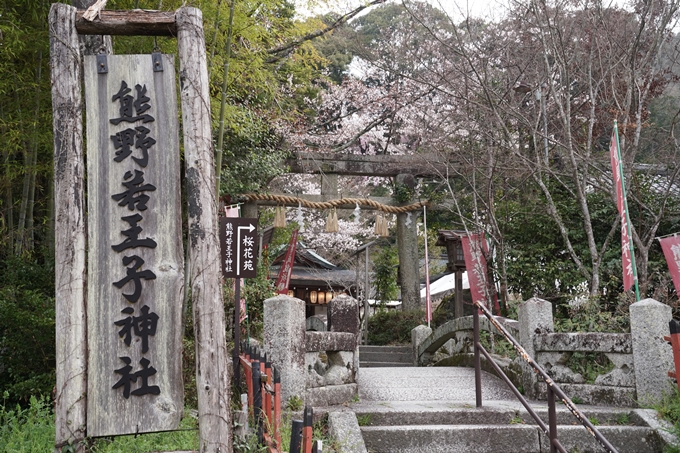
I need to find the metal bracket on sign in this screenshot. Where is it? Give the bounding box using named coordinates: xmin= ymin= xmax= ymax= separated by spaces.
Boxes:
xmin=96 ymin=54 xmax=108 ymax=74
xmin=152 ymin=52 xmax=164 ymax=72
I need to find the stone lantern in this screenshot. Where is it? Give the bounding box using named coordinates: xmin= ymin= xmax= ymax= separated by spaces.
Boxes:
xmin=436 ymin=230 xmax=467 ymax=318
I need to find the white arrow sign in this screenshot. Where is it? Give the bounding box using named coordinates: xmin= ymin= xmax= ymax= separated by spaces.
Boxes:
xmin=236 ymin=224 xmax=255 ymax=276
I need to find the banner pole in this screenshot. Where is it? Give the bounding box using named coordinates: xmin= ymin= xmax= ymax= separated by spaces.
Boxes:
xmin=614 ymin=121 xmax=641 ymax=301
xmin=423 ymin=205 xmax=431 ymax=327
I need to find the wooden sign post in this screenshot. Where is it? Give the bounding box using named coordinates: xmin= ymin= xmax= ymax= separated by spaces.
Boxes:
xmin=49 ymin=3 xmax=232 ymax=451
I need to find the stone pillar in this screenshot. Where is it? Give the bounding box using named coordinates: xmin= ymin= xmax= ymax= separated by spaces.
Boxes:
xmin=411 ymin=324 xmax=433 ymax=366
xmin=396 ymin=174 xmax=420 ymax=312
xmin=397 ymin=215 xmax=420 ymax=312
xmin=630 ymin=298 xmax=674 ymax=405
xmin=518 ymin=297 xmax=553 ymax=399
xmin=329 ymin=294 xmax=360 ymax=336
xmin=242 ymin=201 xmax=258 ymax=220
xmin=263 ymin=295 xmax=306 ymax=405
xmin=329 ymin=294 xmax=361 ymax=374
xmin=321 ymin=173 xmax=338 ymax=199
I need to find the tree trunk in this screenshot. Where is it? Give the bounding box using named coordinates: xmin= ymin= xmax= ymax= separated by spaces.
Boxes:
xmin=26 ymin=50 xmax=43 ymax=252
xmin=49 ymin=4 xmax=87 ymax=452
xmin=177 ymin=7 xmax=233 ymax=452
xmin=0 ymin=102 xmax=13 ymax=256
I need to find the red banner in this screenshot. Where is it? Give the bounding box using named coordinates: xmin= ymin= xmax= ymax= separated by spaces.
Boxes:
xmin=610 ymin=130 xmax=635 ymax=291
xmin=275 ymin=229 xmax=299 ymax=294
xmin=462 ymin=233 xmax=490 ymax=309
xmin=660 ymin=235 xmax=680 ymax=297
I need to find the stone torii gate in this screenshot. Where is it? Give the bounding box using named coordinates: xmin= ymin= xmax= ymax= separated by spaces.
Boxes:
xmin=242 ymin=151 xmax=455 ymax=312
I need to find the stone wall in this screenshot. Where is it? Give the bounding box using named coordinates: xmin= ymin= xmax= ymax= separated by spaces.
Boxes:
xmin=264 ymin=294 xmax=360 ymax=407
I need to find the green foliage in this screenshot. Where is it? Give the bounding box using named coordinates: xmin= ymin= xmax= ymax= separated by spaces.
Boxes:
xmin=367 ymin=309 xmax=424 ymax=345
xmin=356 ymin=414 xmax=372 ymax=426
xmin=479 ymin=330 xmax=517 ymax=360
xmin=218 ymin=107 xmax=289 ymax=196
xmin=0 ymin=394 xmax=54 ymax=452
xmin=616 ymin=412 xmax=631 ymax=425
xmin=182 ymin=337 xmax=198 ymax=410
xmin=0 ymin=392 xmax=198 ymax=452
xmin=241 ymin=249 xmax=275 ymax=341
xmin=554 ymin=298 xmax=629 ymax=334
xmin=90 ymin=415 xmax=198 ymax=453
xmin=0 ymin=287 xmax=55 ymax=404
xmin=655 ymin=389 xmax=680 ymax=453
xmin=233 ymin=433 xmax=268 ymax=453
xmin=392 ymin=183 xmax=415 ymax=203
xmin=564 ymin=352 xmax=615 ymax=384
xmin=373 ymin=246 xmax=398 ymax=305
xmin=286 ymin=395 xmax=304 ymax=411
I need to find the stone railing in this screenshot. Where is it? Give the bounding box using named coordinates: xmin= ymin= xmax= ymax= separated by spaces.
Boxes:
xmin=413 ymin=297 xmax=675 ymax=407
xmin=263 ymin=294 xmax=360 ymax=407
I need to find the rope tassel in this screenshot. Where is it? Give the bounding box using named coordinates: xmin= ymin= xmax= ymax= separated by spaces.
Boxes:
xmin=375 ymin=213 xmax=389 ymax=237
xmin=325 ymin=209 xmax=339 ymax=233
xmin=274 ymin=206 xmax=286 ymax=228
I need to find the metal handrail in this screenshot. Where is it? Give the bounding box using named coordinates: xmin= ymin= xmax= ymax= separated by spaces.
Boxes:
xmin=472 ymin=301 xmax=619 ymax=453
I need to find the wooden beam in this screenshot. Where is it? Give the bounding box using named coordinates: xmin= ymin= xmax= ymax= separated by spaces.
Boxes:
xmin=75 ymin=10 xmax=177 ymax=36
xmin=286 ymin=151 xmax=453 ymax=177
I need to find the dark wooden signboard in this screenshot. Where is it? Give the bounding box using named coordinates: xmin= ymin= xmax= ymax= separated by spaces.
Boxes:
xmin=84 ymin=54 xmax=184 ymax=437
xmin=220 ymin=217 xmax=258 ymax=279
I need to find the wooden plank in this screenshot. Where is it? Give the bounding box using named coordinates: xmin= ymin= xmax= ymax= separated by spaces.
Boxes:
xmin=84 ymin=54 xmax=184 ymax=437
xmin=75 ymin=10 xmax=177 ymax=36
xmin=50 ymin=4 xmax=88 ymax=452
xmin=177 ymin=7 xmax=233 ymax=452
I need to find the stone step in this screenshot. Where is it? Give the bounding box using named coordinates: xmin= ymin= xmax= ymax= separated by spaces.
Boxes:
xmin=352 ymin=402 xmax=643 ymax=427
xmin=359 ymin=350 xmax=412 ymax=363
xmin=360 ymin=424 xmax=661 ymax=453
xmin=360 ymin=345 xmax=411 ymax=354
xmin=360 ymin=361 xmax=413 ymax=368
xmin=357 ymin=367 xmax=516 ymax=401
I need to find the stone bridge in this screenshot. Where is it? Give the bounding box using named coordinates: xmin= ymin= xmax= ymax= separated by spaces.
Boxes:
xmin=412 ymin=298 xmax=674 ymax=407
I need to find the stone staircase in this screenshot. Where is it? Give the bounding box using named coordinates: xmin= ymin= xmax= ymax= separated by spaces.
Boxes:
xmin=326 ymin=367 xmax=676 ymax=453
xmin=355 ymin=401 xmax=667 ymax=453
xmin=359 ymin=345 xmax=413 ymax=368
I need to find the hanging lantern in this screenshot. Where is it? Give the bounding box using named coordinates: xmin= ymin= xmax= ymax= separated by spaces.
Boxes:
xmin=326 ymin=291 xmax=333 ymax=303
xmin=317 ymin=291 xmax=325 ymax=304
xmin=310 ymin=290 xmax=318 ymax=304
xmin=287 ymin=290 xmax=294 ymax=297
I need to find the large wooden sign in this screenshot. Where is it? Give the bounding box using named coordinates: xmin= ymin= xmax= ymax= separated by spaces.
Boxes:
xmin=84 ymin=54 xmax=183 ymax=437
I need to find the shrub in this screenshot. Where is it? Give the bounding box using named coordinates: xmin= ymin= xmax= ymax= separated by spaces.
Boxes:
xmin=367 ymin=309 xmax=425 ymax=345
xmin=0 ymin=288 xmax=55 ymax=404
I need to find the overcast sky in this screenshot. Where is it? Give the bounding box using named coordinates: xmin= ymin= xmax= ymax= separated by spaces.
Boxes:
xmin=298 ymin=0 xmax=629 ymax=22
xmin=296 ymin=0 xmax=511 ymax=22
